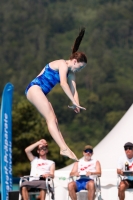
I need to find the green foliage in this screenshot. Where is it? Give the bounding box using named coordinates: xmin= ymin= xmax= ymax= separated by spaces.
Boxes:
xmin=0 ymin=0 xmax=133 ymax=176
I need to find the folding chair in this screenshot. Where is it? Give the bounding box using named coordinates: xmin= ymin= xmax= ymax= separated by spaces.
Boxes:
xmin=19 ymin=175 xmax=55 ymax=200
xmin=69 ymin=175 xmax=102 ymax=200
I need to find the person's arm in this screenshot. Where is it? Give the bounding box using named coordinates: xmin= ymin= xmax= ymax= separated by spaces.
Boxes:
xmin=59 ymin=61 xmax=85 ymax=111
xmin=67 ymin=72 xmax=78 ymax=100
xmin=86 ymin=161 xmax=101 ymax=176
xmin=25 ymin=139 xmax=47 ymax=162
xmin=42 ymin=163 xmax=55 ymax=178
xmin=117 ymin=157 xmax=124 ymax=176
xmin=69 ymin=162 xmax=80 ymax=177
xmin=59 ymin=61 xmax=78 ymax=104
xmin=117 ymin=169 xmax=124 ymax=176
xmin=93 ymin=161 xmax=101 ymax=176
xmin=67 ymin=72 xmax=81 ymax=113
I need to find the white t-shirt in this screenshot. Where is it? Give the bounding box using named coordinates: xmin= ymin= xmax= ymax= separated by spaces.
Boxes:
xmin=117 ymin=155 xmax=133 ymax=181
xmin=30 ymin=157 xmax=54 ymax=181
xmin=78 ymin=158 xmax=97 ymax=180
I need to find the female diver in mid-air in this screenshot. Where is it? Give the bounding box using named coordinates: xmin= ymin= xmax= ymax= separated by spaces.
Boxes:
xmin=25 ymin=28 xmax=87 ymax=161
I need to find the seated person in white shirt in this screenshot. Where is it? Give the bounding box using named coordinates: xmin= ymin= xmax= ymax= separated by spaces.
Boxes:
xmin=68 ymin=145 xmax=101 ymax=200
xmin=21 ymin=139 xmax=55 ymax=200
xmin=117 ymin=142 xmax=133 ymax=200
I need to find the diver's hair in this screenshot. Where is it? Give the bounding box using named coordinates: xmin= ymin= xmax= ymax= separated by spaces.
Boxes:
xmin=70 ymin=52 xmax=87 ymax=63
xmin=70 ymin=28 xmax=87 ymax=63
xmin=72 ymin=27 xmax=85 ymax=54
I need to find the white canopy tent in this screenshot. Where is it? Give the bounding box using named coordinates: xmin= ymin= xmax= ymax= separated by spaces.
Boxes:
xmin=51 ymin=104 xmax=133 ymax=200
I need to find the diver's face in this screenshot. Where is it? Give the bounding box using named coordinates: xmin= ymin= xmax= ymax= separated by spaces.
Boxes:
xmin=71 ymin=60 xmax=86 ymax=73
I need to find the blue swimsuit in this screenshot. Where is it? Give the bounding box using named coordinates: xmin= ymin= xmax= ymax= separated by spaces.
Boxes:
xmin=25 ymin=64 xmax=60 ymax=95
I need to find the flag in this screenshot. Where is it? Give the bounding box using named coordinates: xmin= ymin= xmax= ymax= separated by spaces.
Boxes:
xmin=0 ymin=83 xmax=14 ymax=200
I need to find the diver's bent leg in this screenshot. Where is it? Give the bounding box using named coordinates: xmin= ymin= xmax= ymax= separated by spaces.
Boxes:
xmin=27 ymin=86 xmax=78 ymax=161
